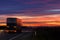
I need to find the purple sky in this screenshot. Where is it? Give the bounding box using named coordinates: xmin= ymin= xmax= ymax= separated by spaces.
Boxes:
xmin=0 ymin=0 xmax=60 ymax=16
xmin=0 ymin=0 xmax=60 ymax=26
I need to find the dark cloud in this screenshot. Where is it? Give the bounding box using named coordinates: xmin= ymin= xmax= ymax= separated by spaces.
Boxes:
xmin=0 ymin=0 xmax=60 ymax=15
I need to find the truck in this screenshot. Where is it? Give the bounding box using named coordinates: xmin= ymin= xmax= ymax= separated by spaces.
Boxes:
xmin=5 ymin=18 xmax=22 ymax=33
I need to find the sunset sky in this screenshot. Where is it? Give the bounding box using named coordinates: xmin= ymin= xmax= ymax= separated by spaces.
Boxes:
xmin=0 ymin=0 xmax=60 ymax=26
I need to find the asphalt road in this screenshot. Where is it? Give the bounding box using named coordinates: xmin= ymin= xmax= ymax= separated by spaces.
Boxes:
xmin=1 ymin=27 xmax=60 ymax=40
xmin=0 ymin=31 xmax=34 ymax=40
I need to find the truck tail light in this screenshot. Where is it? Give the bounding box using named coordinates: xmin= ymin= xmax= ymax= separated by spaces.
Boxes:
xmin=5 ymin=30 xmax=9 ymax=32
xmin=14 ymin=30 xmax=16 ymax=32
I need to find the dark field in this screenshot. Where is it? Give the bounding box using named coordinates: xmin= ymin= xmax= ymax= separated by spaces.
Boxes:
xmin=33 ymin=27 xmax=60 ymax=40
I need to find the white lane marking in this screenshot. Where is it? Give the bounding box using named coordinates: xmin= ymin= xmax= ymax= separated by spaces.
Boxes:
xmin=9 ymin=33 xmax=24 ymax=40
xmin=35 ymin=31 xmax=36 ymax=36
xmin=9 ymin=32 xmax=28 ymax=40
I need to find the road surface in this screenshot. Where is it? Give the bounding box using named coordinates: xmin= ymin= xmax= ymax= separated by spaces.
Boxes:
xmin=0 ymin=30 xmax=34 ymax=40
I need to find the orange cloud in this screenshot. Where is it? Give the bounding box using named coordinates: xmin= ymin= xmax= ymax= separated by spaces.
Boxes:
xmin=0 ymin=14 xmax=60 ymax=27
xmin=22 ymin=14 xmax=60 ymax=27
